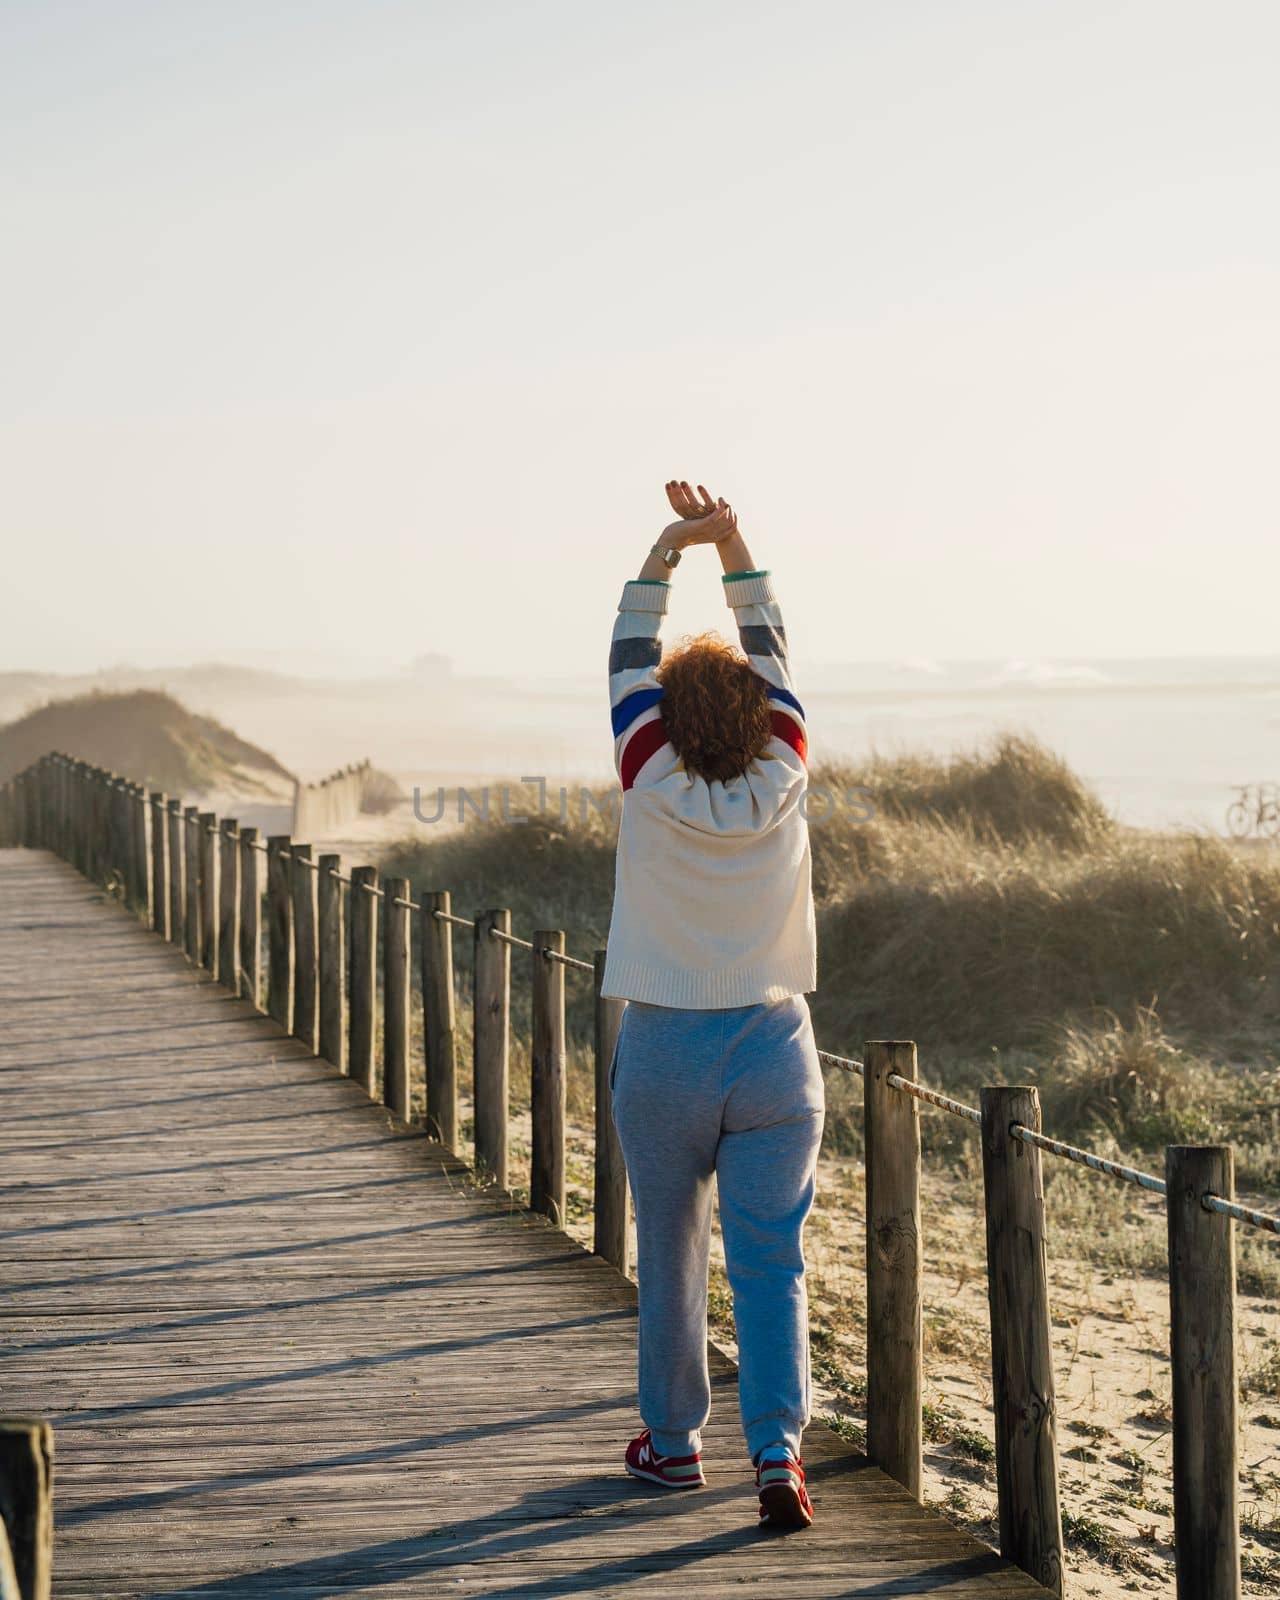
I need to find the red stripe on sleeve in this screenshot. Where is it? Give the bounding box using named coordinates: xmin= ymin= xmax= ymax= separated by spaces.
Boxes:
xmin=770 ymin=708 xmax=807 ymax=763
xmin=619 ymin=716 xmax=671 ymax=791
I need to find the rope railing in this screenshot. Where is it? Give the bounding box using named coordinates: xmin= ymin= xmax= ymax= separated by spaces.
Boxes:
xmin=1011 ymin=1124 xmax=1167 ymax=1196
xmin=545 ymin=948 xmax=595 ymax=973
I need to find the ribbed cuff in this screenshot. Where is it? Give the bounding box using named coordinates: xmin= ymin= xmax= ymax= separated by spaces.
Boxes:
xmin=722 ymin=572 xmax=776 ymax=607
xmin=619 ymin=579 xmax=671 ymax=613
xmin=721 ymin=568 xmax=770 ymax=581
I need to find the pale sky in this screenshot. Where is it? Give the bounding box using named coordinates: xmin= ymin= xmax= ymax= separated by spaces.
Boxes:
xmin=2 ymin=0 xmax=1276 ymax=680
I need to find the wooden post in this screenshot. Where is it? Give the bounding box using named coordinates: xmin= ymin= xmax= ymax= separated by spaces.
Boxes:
xmin=593 ymin=949 xmax=629 ymax=1273
xmin=183 ymin=805 xmax=202 ymax=962
xmin=1166 ymin=1145 xmax=1240 ymax=1600
xmin=421 ymin=890 xmax=458 ymax=1148
xmin=164 ymin=799 xmax=183 ymax=946
xmin=318 ymin=854 xmax=345 ymax=1070
xmin=99 ymin=773 xmax=114 ymax=885
xmin=290 ymin=842 xmax=318 ymax=1053
xmin=218 ymin=819 xmax=240 ymax=993
xmin=131 ymin=783 xmax=150 ymax=918
xmin=980 ymin=1086 xmax=1065 ymax=1598
xmin=113 ymin=776 xmax=129 ymax=895
xmin=149 ymin=793 xmax=169 ymax=938
xmin=56 ymin=757 xmax=69 ymax=860
xmin=119 ymin=780 xmax=133 ymax=904
xmin=530 ymin=930 xmax=567 ymax=1224
xmin=864 ymin=1040 xmax=923 ymax=1499
xmin=380 ymin=876 xmax=409 ymax=1126
xmin=70 ymin=762 xmax=82 ymax=870
xmin=104 ymin=774 xmax=120 ymax=891
xmin=348 ymin=866 xmax=378 ymax=1095
xmin=266 ymin=836 xmax=293 ymax=1031
xmin=238 ymin=827 xmax=262 ymax=1009
xmin=198 ymin=811 xmax=218 ymax=973
xmin=383 ymin=878 xmax=411 ymax=1122
xmin=94 ymin=770 xmax=108 ymax=883
xmin=472 ymin=909 xmax=511 ymax=1189
xmin=0 ymin=1417 xmax=53 ymax=1600
xmin=84 ymin=769 xmax=99 ymax=881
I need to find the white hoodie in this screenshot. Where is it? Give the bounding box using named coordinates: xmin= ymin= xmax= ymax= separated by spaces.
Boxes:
xmin=600 ymin=569 xmax=817 ymax=1008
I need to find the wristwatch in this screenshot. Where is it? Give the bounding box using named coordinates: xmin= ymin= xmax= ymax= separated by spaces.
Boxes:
xmin=650 ymin=543 xmax=682 ymax=569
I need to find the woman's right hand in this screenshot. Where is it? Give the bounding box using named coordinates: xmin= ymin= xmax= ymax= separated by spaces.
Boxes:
xmin=662 ymin=480 xmax=739 ymax=547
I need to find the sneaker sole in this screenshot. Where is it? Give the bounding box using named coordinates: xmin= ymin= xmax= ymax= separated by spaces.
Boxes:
xmin=758 ymin=1481 xmax=813 ymax=1529
xmin=625 ymin=1461 xmax=705 ymax=1490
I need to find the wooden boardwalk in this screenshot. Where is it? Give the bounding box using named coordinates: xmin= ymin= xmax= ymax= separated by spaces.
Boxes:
xmin=0 ymin=850 xmax=1048 ymax=1598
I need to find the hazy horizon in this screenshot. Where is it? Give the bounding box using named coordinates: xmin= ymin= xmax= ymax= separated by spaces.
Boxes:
xmin=3 ymin=0 xmax=1278 ymax=678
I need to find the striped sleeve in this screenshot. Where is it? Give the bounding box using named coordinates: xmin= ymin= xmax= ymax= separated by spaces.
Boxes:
xmin=722 ymin=569 xmax=807 ymax=765
xmin=610 ymin=579 xmax=677 ymax=791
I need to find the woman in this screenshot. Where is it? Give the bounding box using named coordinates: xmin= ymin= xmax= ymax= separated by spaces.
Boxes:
xmin=601 ymin=480 xmax=823 ymax=1532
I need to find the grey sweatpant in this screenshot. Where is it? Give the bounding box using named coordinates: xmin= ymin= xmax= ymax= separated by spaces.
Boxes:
xmin=609 ymin=992 xmax=825 ymax=1463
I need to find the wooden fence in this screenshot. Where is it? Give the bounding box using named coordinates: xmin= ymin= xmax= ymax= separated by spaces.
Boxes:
xmin=292 ymin=758 xmax=373 ymax=839
xmin=3 ymin=749 xmax=1275 ymax=1600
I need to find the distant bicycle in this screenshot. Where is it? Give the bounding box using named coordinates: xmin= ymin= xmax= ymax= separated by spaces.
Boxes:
xmin=1227 ymin=783 xmax=1280 ymax=839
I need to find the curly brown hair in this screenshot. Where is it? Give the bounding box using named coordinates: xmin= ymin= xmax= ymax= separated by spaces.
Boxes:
xmin=655 ymin=631 xmax=772 ymax=784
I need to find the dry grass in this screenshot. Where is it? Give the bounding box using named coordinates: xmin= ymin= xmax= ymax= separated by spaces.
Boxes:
xmin=379 ymin=731 xmax=1280 ymax=1186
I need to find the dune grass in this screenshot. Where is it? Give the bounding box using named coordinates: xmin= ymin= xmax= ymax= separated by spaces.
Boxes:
xmin=377 ymin=732 xmax=1280 ymax=1189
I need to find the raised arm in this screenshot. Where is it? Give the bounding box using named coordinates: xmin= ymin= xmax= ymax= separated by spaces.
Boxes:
xmin=609 ymin=486 xmax=736 ymax=788
xmin=716 ymin=523 xmax=807 ymax=765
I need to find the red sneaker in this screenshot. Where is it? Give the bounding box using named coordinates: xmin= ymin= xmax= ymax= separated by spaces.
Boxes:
xmin=624 ymin=1429 xmax=706 ymax=1489
xmin=756 ymin=1451 xmax=814 ymax=1529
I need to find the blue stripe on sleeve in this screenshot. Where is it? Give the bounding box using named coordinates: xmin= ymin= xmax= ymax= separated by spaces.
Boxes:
xmin=766 ymin=684 xmax=805 ymax=719
xmin=739 ymin=622 xmax=787 ymax=658
xmin=609 ymin=636 xmax=663 ymax=674
xmin=611 ymin=685 xmax=664 ymax=737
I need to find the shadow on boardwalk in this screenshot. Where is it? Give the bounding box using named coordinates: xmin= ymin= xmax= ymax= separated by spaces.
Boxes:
xmin=0 ymin=850 xmax=1048 ymax=1597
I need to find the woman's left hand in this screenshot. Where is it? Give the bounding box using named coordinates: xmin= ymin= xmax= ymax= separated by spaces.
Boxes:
xmin=662 ymin=481 xmax=738 ymax=547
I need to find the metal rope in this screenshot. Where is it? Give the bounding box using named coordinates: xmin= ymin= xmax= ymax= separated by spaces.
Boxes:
xmin=542 ymin=948 xmax=594 ymax=973
xmin=360 ymin=880 xmax=384 ymax=899
xmin=1010 ymin=1124 xmax=1166 ymax=1196
xmin=328 ymin=869 xmax=351 ymax=884
xmin=890 ymin=1074 xmax=982 ymax=1125
xmin=1202 ymin=1193 xmax=1280 ymax=1235
xmin=433 ymin=909 xmax=476 ymax=928
xmin=489 ymin=926 xmax=533 ymax=950
xmin=392 ymin=895 xmax=421 ymax=912
xmin=817 ymin=1049 xmax=864 ymax=1077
